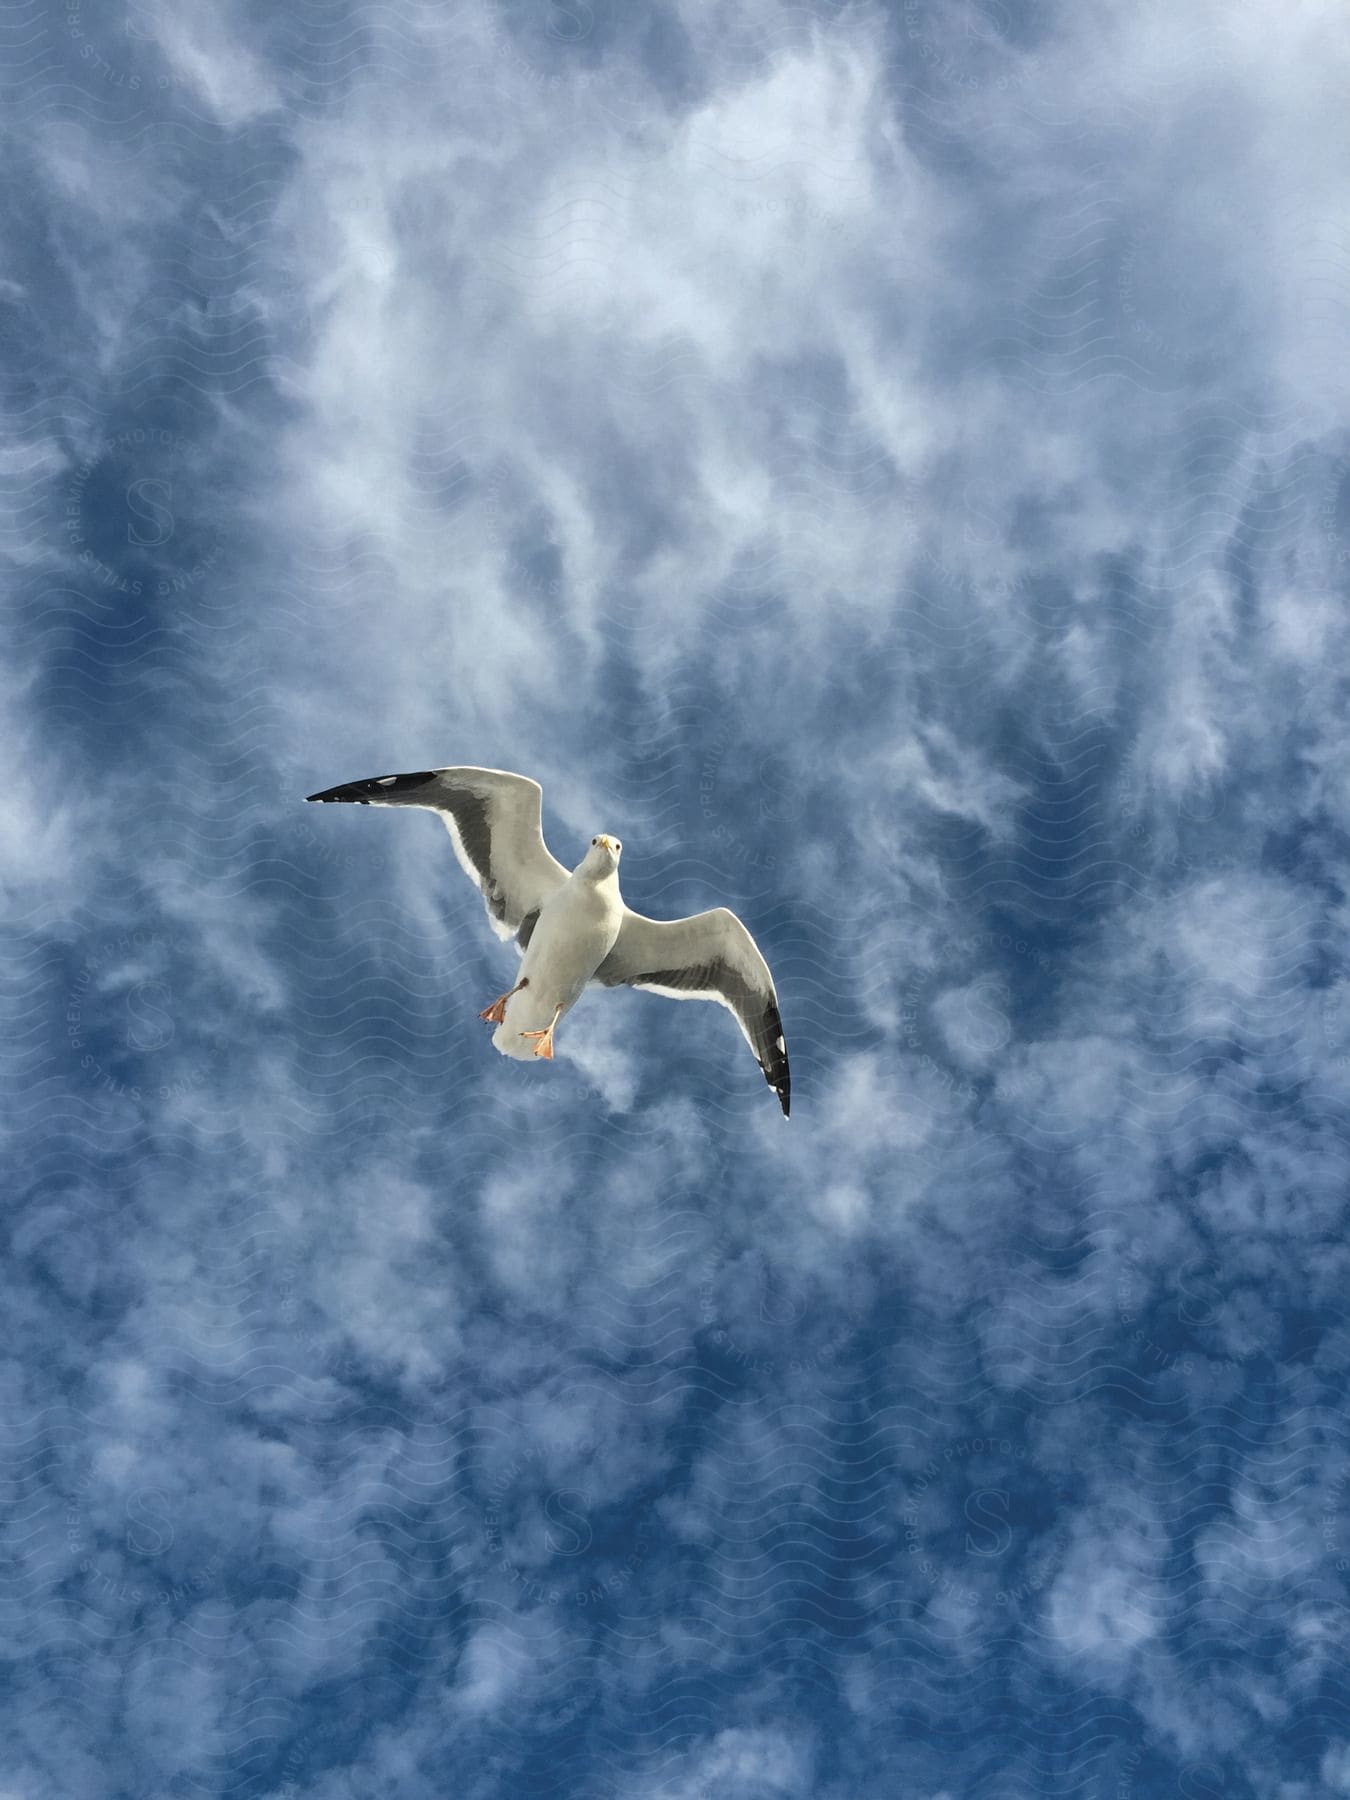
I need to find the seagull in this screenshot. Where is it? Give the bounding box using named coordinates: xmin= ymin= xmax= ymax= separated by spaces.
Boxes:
xmin=305 ymin=766 xmax=791 ymax=1115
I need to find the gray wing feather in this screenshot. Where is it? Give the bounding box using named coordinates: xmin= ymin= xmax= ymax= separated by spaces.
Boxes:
xmin=307 ymin=766 xmax=568 ymax=941
xmin=594 ymin=907 xmax=790 ymax=1116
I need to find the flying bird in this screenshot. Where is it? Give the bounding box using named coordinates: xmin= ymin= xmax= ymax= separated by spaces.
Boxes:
xmin=305 ymin=766 xmax=790 ymax=1115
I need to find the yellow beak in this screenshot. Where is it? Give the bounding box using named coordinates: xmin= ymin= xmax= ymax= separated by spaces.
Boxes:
xmin=597 ymin=836 xmax=616 ymax=853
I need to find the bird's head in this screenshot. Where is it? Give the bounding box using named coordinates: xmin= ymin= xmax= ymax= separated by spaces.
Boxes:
xmin=582 ymin=834 xmax=622 ymax=875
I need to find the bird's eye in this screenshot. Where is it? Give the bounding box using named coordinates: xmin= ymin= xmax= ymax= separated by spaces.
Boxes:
xmin=592 ymin=837 xmax=597 ymax=846
xmin=615 ymin=841 xmax=621 ymax=851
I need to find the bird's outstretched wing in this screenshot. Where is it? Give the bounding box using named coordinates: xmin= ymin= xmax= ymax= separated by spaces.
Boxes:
xmin=593 ymin=907 xmax=790 ymax=1116
xmin=306 ymin=766 xmax=568 ymax=945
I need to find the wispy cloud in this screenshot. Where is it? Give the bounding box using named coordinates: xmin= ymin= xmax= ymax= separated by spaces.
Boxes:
xmin=2 ymin=0 xmax=1348 ymax=1793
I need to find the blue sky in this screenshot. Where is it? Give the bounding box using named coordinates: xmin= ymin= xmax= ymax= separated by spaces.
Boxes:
xmin=4 ymin=0 xmax=1350 ymax=1794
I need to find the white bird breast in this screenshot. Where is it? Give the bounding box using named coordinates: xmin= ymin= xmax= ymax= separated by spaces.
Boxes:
xmin=491 ymin=872 xmax=622 ymax=1060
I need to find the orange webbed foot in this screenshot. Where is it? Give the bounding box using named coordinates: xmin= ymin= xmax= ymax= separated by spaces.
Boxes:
xmin=479 ymin=977 xmax=528 ymax=1025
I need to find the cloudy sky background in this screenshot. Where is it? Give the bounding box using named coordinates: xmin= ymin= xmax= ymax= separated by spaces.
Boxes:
xmin=4 ymin=0 xmax=1350 ymax=1793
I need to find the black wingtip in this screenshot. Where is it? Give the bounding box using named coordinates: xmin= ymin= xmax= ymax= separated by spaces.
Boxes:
xmin=306 ymin=784 xmax=367 ymax=804
xmin=762 ymin=1003 xmax=790 ymax=1117
xmin=306 ymin=771 xmax=439 ymax=805
xmin=763 ymin=1063 xmax=790 ymax=1117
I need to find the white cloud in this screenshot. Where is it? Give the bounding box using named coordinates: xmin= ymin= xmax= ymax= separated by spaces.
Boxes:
xmin=6 ymin=0 xmax=1350 ymax=1791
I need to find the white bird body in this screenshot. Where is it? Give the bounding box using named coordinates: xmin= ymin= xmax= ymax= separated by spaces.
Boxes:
xmin=306 ymin=767 xmax=790 ymax=1114
xmin=492 ymin=844 xmax=623 ymax=1060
